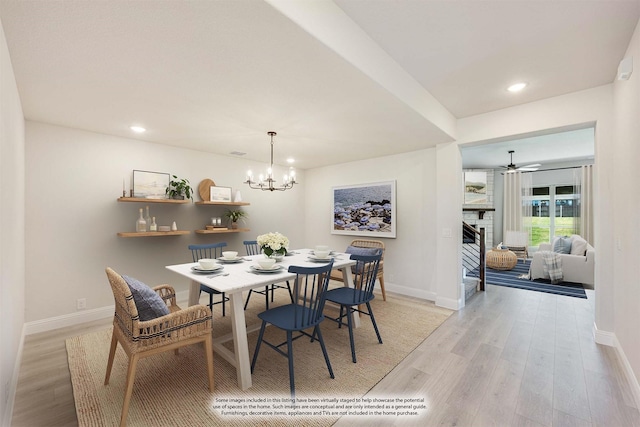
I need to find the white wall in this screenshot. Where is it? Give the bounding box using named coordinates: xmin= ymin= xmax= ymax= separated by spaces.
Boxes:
xmin=612 ymin=18 xmax=640 ymax=401
xmin=24 ymin=121 xmax=306 ymax=323
xmin=304 ymin=148 xmax=440 ymax=301
xmin=0 ymin=18 xmax=25 ymax=426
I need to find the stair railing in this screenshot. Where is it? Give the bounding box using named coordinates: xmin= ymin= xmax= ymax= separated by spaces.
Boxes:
xmin=462 ymin=222 xmax=486 ymax=291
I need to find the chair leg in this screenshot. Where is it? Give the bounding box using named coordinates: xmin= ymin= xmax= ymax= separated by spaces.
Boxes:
xmin=367 ymin=302 xmax=383 ymax=344
xmin=314 ymin=325 xmax=334 ymax=379
xmin=244 ymin=289 xmax=253 ymax=310
xmin=120 ymin=353 xmax=139 ymax=427
xmin=104 ymin=331 xmax=118 ymax=385
xmin=208 ymin=291 xmax=214 ymax=310
xmin=286 ymin=281 xmax=293 ymax=303
xmin=287 ymin=330 xmax=295 ymax=400
xmin=345 ymin=305 xmax=357 ymax=363
xmin=379 ymin=275 xmax=387 ymax=301
xmin=265 ymin=286 xmax=270 ymax=310
xmin=251 ymin=321 xmax=267 ymax=372
xmin=221 ymin=292 xmax=226 ymax=317
xmin=337 ymin=305 xmax=345 ymax=329
xmin=204 ymin=334 xmax=215 ymax=392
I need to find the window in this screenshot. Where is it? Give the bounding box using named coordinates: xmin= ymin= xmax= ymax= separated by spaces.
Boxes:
xmin=527 ymin=185 xmax=579 ymax=246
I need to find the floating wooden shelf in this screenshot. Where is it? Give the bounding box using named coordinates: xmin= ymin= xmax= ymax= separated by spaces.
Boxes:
xmin=195 ymin=201 xmax=250 ymax=206
xmin=463 ymin=208 xmax=495 ymax=219
xmin=117 ymin=231 xmax=191 ymax=237
xmin=117 ymin=197 xmax=189 ymax=204
xmin=195 ymin=228 xmax=250 ymax=234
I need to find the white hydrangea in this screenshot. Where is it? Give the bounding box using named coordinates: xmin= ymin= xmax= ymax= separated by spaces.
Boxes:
xmin=257 ymin=232 xmax=289 ymax=256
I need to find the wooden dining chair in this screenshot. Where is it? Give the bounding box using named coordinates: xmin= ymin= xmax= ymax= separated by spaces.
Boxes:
xmin=330 ymin=239 xmax=387 ymax=301
xmin=104 ymin=268 xmax=214 ymax=427
xmin=188 ymin=242 xmax=229 ymax=316
xmin=324 ymin=253 xmax=383 ymax=363
xmin=251 ymin=261 xmax=335 ymax=399
xmin=242 ymin=240 xmax=292 ymax=310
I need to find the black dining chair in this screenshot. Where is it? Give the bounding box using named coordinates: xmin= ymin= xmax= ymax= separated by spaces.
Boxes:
xmin=243 ymin=240 xmax=292 ymax=310
xmin=188 ymin=242 xmax=229 ymax=316
xmin=324 ymin=252 xmax=383 ymax=363
xmin=251 ymin=261 xmax=335 ymax=399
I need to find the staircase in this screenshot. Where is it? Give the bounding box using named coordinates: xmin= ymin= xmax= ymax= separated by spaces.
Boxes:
xmin=462 ymin=222 xmax=486 ymax=299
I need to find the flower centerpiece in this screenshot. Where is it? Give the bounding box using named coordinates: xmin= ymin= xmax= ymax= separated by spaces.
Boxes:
xmin=257 ymin=232 xmax=289 ymax=259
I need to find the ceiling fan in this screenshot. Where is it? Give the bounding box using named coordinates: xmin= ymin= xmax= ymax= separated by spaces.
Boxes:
xmin=502 ymin=150 xmax=541 ymax=172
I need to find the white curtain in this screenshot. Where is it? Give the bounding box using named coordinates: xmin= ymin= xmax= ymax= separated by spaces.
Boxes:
xmin=503 ymin=171 xmax=533 ymax=243
xmin=580 ymin=164 xmax=594 ymax=244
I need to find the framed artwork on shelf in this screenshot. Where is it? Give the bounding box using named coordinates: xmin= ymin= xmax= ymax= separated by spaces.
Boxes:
xmin=331 ymin=180 xmax=396 ymax=238
xmin=464 ymin=171 xmax=487 ymax=204
xmin=132 ymin=170 xmax=170 ymax=199
xmin=210 ymin=186 xmax=232 ymax=202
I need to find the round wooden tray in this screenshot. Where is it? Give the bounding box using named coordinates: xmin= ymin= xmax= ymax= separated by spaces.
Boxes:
xmin=198 ymin=179 xmax=215 ymax=201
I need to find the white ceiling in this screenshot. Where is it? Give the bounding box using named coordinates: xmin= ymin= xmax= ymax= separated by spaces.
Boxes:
xmin=0 ymin=0 xmax=637 ymax=170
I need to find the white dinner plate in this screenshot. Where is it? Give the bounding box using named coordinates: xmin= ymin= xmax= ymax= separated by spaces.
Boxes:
xmin=216 ymin=257 xmax=244 ymax=263
xmin=191 ymin=264 xmax=223 ymax=273
xmin=250 ymin=264 xmax=284 ymax=273
xmin=307 ymin=255 xmax=333 ymax=262
xmin=309 ymin=250 xmax=335 ymax=255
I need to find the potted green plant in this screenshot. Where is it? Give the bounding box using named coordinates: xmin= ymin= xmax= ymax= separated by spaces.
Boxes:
xmin=165 ymin=175 xmax=193 ymax=201
xmin=223 ymin=209 xmax=248 ymax=229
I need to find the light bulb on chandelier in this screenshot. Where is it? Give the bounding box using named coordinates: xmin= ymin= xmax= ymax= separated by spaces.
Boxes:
xmin=244 ymin=131 xmax=297 ymax=191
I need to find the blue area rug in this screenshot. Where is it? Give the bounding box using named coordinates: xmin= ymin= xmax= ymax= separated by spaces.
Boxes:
xmin=468 ymin=259 xmax=587 ymax=299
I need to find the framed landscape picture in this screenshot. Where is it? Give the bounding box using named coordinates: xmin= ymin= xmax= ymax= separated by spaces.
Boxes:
xmin=210 ymin=186 xmax=232 ymax=202
xmin=132 ymin=170 xmax=170 ymax=199
xmin=332 ymin=181 xmax=396 ymax=238
xmin=464 ymin=171 xmax=487 ymax=204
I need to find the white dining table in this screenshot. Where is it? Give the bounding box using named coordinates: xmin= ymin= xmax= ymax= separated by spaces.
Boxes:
xmin=165 ymin=249 xmax=357 ymax=390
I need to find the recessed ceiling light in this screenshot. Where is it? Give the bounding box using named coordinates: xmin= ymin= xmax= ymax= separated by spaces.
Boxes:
xmin=287 ymin=158 xmax=295 ymax=164
xmin=507 ymin=82 xmax=527 ymax=93
xmin=130 ymin=125 xmax=146 ymax=133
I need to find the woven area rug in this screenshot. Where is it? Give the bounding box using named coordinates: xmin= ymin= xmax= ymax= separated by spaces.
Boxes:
xmin=66 ymin=288 xmax=452 ymax=426
xmin=469 ymin=259 xmax=587 ymax=299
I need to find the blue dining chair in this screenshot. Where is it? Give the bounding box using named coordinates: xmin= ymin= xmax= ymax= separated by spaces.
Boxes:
xmin=243 ymin=240 xmax=292 ymax=310
xmin=188 ymin=242 xmax=229 ymax=316
xmin=324 ymin=252 xmax=383 ymax=363
xmin=251 ymin=261 xmax=335 ymax=399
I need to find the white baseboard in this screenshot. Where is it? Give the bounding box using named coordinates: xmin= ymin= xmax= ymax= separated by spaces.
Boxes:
xmin=383 ymin=282 xmax=436 ymax=302
xmin=24 ymin=290 xmax=191 ymax=335
xmin=435 ymin=295 xmax=463 ymax=311
xmin=593 ymin=322 xmax=640 ymax=411
xmin=24 ymin=306 xmax=114 ymax=335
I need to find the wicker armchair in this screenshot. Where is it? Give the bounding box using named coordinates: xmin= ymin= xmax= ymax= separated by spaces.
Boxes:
xmin=330 ymin=239 xmax=386 ymax=301
xmin=104 ymin=268 xmax=214 ymax=427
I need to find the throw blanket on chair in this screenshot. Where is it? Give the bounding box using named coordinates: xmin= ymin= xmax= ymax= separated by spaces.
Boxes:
xmin=540 ymin=251 xmax=563 ymax=284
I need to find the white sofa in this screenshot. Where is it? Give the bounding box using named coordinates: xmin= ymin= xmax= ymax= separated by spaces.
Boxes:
xmin=530 ymin=236 xmax=595 ymax=287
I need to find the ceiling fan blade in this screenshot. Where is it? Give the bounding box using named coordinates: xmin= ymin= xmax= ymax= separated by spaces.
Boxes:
xmin=521 ymin=163 xmax=541 ymax=168
xmin=518 ymin=166 xmax=539 ymax=171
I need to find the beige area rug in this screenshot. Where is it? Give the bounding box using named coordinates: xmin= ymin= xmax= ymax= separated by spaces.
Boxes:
xmin=67 ymin=288 xmax=452 ymax=426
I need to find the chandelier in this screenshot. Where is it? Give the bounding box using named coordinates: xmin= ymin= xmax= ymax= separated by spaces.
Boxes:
xmin=244 ymin=131 xmax=297 ymax=191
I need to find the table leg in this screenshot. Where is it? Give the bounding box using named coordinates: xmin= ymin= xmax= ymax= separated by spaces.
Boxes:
xmin=340 ymin=267 xmax=361 ymax=328
xmin=188 ymin=279 xmax=200 ymax=306
xmin=229 ymin=292 xmax=252 ymax=390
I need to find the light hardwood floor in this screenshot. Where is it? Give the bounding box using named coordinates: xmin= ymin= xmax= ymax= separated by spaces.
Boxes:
xmin=11 ymin=285 xmax=640 ymax=426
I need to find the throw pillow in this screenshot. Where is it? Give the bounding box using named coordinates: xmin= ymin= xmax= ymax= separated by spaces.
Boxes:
xmin=122 ymin=274 xmax=170 ymax=321
xmin=552 ymin=236 xmax=572 ymax=254
xmin=570 ymin=235 xmax=588 ymax=256
xmin=345 ymin=245 xmax=382 ymax=274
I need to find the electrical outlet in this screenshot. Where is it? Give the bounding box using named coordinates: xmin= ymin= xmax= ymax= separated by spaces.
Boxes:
xmin=76 ymin=298 xmax=86 ymax=310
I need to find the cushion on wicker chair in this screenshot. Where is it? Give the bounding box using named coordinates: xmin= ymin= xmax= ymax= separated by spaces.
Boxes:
xmin=122 ymin=274 xmax=170 ymax=321
xmin=346 ymin=246 xmax=382 ymax=273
